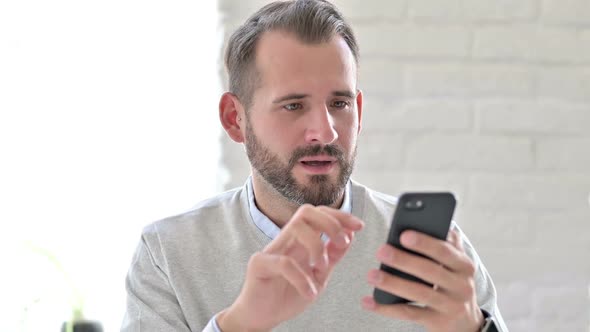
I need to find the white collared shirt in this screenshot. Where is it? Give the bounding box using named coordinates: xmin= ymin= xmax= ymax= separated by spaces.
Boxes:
xmin=246 ymin=176 xmax=352 ymax=240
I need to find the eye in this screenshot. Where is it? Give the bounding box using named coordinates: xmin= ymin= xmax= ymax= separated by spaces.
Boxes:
xmin=284 ymin=103 xmax=302 ymax=111
xmin=331 ymin=100 xmax=351 ymax=109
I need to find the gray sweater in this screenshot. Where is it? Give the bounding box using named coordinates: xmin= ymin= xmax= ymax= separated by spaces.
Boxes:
xmin=122 ymin=181 xmax=508 ymax=331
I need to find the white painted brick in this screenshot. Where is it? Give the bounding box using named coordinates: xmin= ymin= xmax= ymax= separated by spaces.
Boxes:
xmin=536 ymin=67 xmax=590 ymax=102
xmin=475 ymin=26 xmax=583 ymax=63
xmin=227 ymin=165 xmax=251 ymax=189
xmin=461 ymin=0 xmax=537 ymax=22
xmin=405 ymin=135 xmax=534 ymax=171
xmin=352 ymin=170 xmax=404 ymax=195
xmin=357 ymin=23 xmax=471 ymax=58
xmin=352 ymin=170 xmax=468 ymax=200
xmin=333 ymin=0 xmax=406 ymax=21
xmin=399 ymin=100 xmax=472 ymax=130
xmin=457 ymin=209 xmax=536 ymax=248
xmin=469 ymin=174 xmax=590 ymax=209
xmin=408 ymin=0 xmax=461 ymax=20
xmin=532 ymin=287 xmax=590 ymax=321
xmin=507 ymin=320 xmax=590 ymax=332
xmin=473 ymin=26 xmax=532 ymax=61
xmin=397 ymin=171 xmax=468 ymax=199
xmin=409 ymin=0 xmax=536 ymax=22
xmin=534 ymin=210 xmax=590 ymax=249
xmin=498 ymin=278 xmax=590 ymax=331
xmin=221 ymin=137 xmax=250 ymax=188
xmin=504 ymin=319 xmax=536 ymax=332
xmin=222 ymin=136 xmax=248 ymax=166
xmin=581 ymin=30 xmax=590 ymax=63
xmin=406 ymin=64 xmax=535 ymax=98
xmin=361 ymin=98 xmax=472 ymax=132
xmin=471 ymin=65 xmax=535 ymax=97
xmin=532 ymin=27 xmax=583 ymax=63
xmin=541 ymin=0 xmax=590 ymax=26
xmin=478 ymin=100 xmax=590 ymax=135
xmin=359 ymin=59 xmax=404 ymax=97
xmin=494 ymin=282 xmax=534 ymax=320
xmin=355 ymin=133 xmax=404 ymax=170
xmin=478 ymin=248 xmax=590 ymax=284
xmin=220 ymin=0 xmax=406 ymax=25
xmin=527 ymin=322 xmax=590 ymax=332
xmin=405 ymin=64 xmax=472 ymax=97
xmin=537 ymin=138 xmax=590 ymax=171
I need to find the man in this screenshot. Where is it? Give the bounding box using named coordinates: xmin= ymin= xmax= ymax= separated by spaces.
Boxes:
xmin=122 ymin=1 xmax=507 ymax=331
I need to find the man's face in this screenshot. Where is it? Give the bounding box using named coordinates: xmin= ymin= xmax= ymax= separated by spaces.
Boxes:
xmin=243 ymin=30 xmax=362 ymax=206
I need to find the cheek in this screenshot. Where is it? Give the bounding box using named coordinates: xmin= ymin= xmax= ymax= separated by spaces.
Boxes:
xmin=257 ymin=122 xmax=299 ymax=157
xmin=336 ymin=117 xmax=359 ymax=146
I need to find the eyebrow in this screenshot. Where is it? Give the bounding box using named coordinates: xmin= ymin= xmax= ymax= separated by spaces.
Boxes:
xmin=272 ymin=90 xmax=356 ymax=104
xmin=332 ymin=90 xmax=356 ymax=99
xmin=272 ymin=93 xmax=308 ymax=104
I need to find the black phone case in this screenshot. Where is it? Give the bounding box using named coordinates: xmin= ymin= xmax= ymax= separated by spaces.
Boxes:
xmin=373 ymin=192 xmax=456 ymax=305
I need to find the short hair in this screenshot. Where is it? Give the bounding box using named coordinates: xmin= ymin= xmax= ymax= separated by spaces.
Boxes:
xmin=224 ymin=0 xmax=359 ymax=109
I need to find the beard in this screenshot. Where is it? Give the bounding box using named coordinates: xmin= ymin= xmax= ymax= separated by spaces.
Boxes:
xmin=244 ymin=120 xmax=356 ymax=207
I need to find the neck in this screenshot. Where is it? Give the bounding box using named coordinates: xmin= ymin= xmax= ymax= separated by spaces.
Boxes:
xmin=251 ymin=173 xmax=345 ymax=228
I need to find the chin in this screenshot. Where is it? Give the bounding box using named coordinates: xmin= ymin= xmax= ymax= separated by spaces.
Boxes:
xmin=297 ymin=172 xmax=334 ymax=185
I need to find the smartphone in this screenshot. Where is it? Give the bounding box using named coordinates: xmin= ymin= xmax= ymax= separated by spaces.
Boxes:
xmin=373 ymin=192 xmax=456 ymax=305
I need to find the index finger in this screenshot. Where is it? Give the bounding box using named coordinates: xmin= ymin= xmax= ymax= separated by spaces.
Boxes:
xmin=266 ymin=205 xmax=361 ymax=257
xmin=316 ymin=206 xmax=365 ymax=231
xmin=400 ymin=230 xmax=474 ymax=275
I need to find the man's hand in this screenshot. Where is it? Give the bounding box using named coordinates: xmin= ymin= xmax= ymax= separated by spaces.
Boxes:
xmin=362 ymin=230 xmax=484 ymax=332
xmin=217 ymin=205 xmax=364 ymax=332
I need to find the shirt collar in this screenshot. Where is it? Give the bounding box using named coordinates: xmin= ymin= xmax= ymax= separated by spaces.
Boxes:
xmin=246 ymin=176 xmax=352 ymax=240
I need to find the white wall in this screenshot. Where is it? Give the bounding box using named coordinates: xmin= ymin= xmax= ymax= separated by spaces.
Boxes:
xmin=0 ymin=1 xmax=223 ymax=331
xmin=218 ymin=0 xmax=590 ymax=331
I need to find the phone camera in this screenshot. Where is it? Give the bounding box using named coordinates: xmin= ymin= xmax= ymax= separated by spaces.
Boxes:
xmin=404 ymin=199 xmax=424 ymax=211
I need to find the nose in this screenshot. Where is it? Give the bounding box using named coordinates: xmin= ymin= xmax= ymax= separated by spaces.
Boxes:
xmin=303 ymin=106 xmax=338 ymax=145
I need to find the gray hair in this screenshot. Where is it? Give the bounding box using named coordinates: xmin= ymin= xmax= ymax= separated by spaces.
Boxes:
xmin=224 ymin=0 xmax=359 ymax=109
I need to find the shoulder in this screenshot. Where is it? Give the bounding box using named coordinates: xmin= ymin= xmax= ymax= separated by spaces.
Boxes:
xmin=348 ymin=180 xmax=399 ymax=232
xmin=350 ymin=180 xmax=398 ymax=212
xmin=142 ymin=186 xmax=246 ymax=242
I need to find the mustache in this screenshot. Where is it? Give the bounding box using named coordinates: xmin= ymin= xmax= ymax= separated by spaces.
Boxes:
xmin=288 ymin=144 xmax=345 ymax=168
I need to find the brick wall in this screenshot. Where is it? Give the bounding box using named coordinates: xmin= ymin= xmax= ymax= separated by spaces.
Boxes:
xmin=217 ymin=0 xmax=590 ymax=330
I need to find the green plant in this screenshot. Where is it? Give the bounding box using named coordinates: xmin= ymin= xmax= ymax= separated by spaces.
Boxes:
xmin=26 ymin=242 xmax=85 ymax=332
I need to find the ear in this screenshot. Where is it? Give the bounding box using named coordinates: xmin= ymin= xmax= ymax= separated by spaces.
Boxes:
xmin=355 ymin=89 xmax=363 ymax=135
xmin=219 ymin=92 xmax=246 ymax=143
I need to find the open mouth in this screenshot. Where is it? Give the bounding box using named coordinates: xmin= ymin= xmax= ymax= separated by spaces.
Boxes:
xmin=301 ymin=160 xmax=333 ymax=166
xmin=298 ymin=156 xmax=338 ymax=174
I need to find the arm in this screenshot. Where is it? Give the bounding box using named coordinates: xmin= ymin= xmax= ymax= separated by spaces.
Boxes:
xmin=123 ymin=206 xmax=363 ymax=332
xmin=122 ymin=234 xmax=201 ymax=332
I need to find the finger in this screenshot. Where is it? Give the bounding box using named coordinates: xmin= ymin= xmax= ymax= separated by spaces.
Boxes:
xmin=250 ymin=253 xmax=318 ymax=300
xmin=314 ymin=230 xmax=356 ymax=287
xmin=361 ymin=296 xmax=440 ymax=328
xmin=316 ymin=206 xmax=365 ymax=231
xmin=272 ymin=216 xmax=328 ymax=268
xmin=449 ymin=229 xmax=465 ymax=252
xmin=366 ymin=269 xmax=455 ymax=314
xmin=289 ymin=205 xmax=354 ymax=249
xmin=326 ymin=229 xmax=356 ymax=264
xmin=376 ymin=244 xmax=477 ymax=303
xmin=376 ymin=244 xmax=461 ymax=295
xmin=400 ymin=231 xmax=475 ymax=276
xmin=265 ymin=205 xmax=357 ymax=270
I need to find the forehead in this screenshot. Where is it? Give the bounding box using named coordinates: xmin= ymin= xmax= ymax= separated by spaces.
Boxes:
xmin=253 ymin=30 xmax=357 ymax=95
